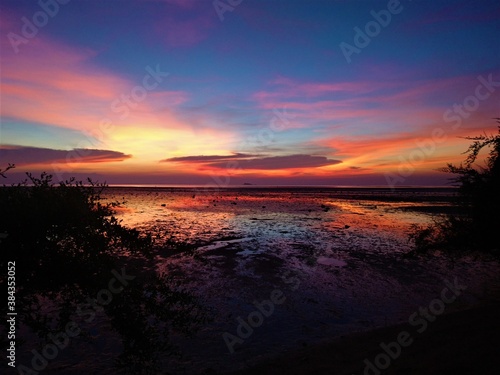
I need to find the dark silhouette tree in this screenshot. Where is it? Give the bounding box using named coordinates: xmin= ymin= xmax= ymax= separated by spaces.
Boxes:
xmin=0 ymin=170 xmax=207 ymax=373
xmin=410 ymin=118 xmax=500 ymax=255
xmin=0 ymin=163 xmax=15 ymax=178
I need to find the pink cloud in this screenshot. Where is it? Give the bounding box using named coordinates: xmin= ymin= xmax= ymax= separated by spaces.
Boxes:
xmin=0 ymin=26 xmax=190 ymax=134
xmin=148 ymin=91 xmax=190 ymax=107
xmin=251 ymin=74 xmax=499 ymax=134
xmin=254 ymin=79 xmax=390 ymax=101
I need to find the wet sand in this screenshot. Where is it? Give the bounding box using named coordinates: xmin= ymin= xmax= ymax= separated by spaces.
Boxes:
xmin=232 ymin=298 xmax=500 ymax=375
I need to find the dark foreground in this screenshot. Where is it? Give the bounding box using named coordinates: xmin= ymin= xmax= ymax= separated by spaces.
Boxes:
xmin=232 ymin=296 xmax=500 ymax=375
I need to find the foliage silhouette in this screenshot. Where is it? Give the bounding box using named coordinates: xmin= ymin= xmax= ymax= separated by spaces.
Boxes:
xmin=0 ymin=170 xmax=208 ymax=374
xmin=410 ymin=118 xmax=500 ymax=255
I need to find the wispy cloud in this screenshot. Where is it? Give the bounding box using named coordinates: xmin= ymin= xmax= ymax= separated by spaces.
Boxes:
xmin=250 ymin=73 xmax=499 ymax=135
xmin=0 ymin=16 xmax=190 ymax=134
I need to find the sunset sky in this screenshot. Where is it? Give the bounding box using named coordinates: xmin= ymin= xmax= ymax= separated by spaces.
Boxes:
xmin=1 ymin=0 xmax=499 ymax=186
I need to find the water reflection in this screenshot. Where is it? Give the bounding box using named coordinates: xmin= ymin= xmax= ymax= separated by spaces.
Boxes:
xmin=107 ymin=189 xmax=446 ymax=247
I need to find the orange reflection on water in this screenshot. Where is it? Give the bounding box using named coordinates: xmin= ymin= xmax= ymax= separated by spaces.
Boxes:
xmin=104 ymin=188 xmax=449 ymax=250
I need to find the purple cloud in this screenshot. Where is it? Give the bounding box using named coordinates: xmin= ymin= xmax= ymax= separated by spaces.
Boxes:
xmin=212 ymin=154 xmax=341 ymax=170
xmin=161 ymin=153 xmax=257 ymax=163
xmin=0 ymin=145 xmax=131 ymax=165
xmin=163 ymin=153 xmax=342 ymax=170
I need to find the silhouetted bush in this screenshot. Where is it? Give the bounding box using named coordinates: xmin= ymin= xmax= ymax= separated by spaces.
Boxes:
xmin=0 ymin=170 xmax=207 ymax=373
xmin=1 ymin=172 xmax=152 ymax=287
xmin=410 ymin=118 xmax=500 ymax=256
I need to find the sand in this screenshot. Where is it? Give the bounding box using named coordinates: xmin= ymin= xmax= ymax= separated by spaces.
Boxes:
xmin=231 ymin=298 xmax=500 ymax=375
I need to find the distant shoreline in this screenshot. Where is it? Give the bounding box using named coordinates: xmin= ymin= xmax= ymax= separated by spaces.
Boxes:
xmin=99 ymin=185 xmax=459 ymax=204
xmin=105 ymin=185 xmax=458 ymax=189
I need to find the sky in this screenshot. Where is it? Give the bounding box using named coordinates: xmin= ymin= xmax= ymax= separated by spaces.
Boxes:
xmin=0 ymin=0 xmax=499 ymax=186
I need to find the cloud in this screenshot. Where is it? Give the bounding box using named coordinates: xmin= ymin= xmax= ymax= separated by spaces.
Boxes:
xmin=161 ymin=153 xmax=256 ymax=163
xmin=162 ymin=153 xmax=341 ymax=170
xmin=0 ymin=22 xmax=189 ymax=134
xmin=250 ymin=73 xmax=500 ymax=136
xmin=218 ymin=155 xmax=341 ymax=170
xmin=0 ymin=145 xmax=131 ymax=166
